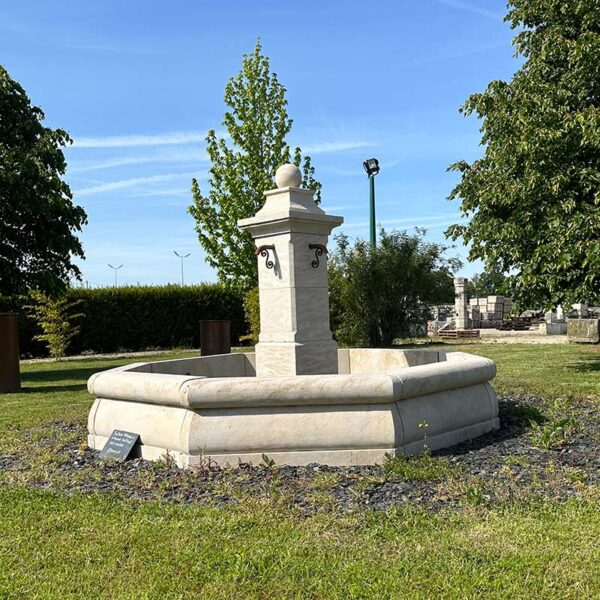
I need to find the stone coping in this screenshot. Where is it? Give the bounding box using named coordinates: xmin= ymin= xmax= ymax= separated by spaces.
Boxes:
xmin=88 ymin=350 xmax=495 ymax=410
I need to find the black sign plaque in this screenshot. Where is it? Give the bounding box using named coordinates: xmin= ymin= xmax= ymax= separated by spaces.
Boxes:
xmin=98 ymin=430 xmax=140 ymax=462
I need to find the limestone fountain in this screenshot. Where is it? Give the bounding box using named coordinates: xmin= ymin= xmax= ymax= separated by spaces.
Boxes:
xmin=87 ymin=164 xmax=499 ymax=467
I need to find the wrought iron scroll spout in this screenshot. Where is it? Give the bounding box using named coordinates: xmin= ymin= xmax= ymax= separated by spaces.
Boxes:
xmin=308 ymin=244 xmax=328 ymax=268
xmin=255 ymin=245 xmax=275 ymax=270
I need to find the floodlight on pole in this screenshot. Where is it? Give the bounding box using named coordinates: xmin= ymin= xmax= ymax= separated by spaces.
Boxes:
xmin=108 ymin=264 xmax=124 ymax=287
xmin=363 ymin=158 xmax=380 ymax=246
xmin=174 ymin=251 xmax=191 ymax=286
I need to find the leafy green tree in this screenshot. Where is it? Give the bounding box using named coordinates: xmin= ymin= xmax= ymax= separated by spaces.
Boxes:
xmin=0 ymin=65 xmax=87 ymax=296
xmin=446 ymin=0 xmax=600 ymax=308
xmin=189 ymin=41 xmax=321 ymax=291
xmin=468 ymin=263 xmax=510 ymax=297
xmin=329 ymin=229 xmax=460 ymax=347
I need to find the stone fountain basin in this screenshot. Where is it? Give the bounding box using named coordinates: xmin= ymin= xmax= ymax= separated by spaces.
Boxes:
xmin=87 ymin=349 xmax=498 ymax=467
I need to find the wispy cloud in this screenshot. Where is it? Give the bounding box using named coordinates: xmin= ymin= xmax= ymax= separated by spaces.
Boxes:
xmin=436 ymin=0 xmax=503 ymax=22
xmin=130 ymin=188 xmax=191 ymax=198
xmin=323 ymin=204 xmax=360 ymax=212
xmin=52 ymin=40 xmax=160 ymax=54
xmin=74 ymin=172 xmax=200 ymax=196
xmin=69 ymin=150 xmax=208 ymax=173
xmin=399 ymin=40 xmax=507 ymax=71
xmin=66 ymin=175 xmax=107 ymax=185
xmin=302 ymin=140 xmax=375 ymax=154
xmin=0 ymin=15 xmax=159 ymax=54
xmin=343 ymin=213 xmax=463 ymax=230
xmin=73 ymin=131 xmax=208 ymax=149
xmin=72 ymin=132 xmax=370 ymax=156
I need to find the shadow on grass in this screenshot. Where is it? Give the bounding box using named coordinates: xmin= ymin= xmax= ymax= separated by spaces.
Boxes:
xmin=18 ymin=384 xmax=88 ymax=394
xmin=571 ymin=355 xmax=600 ymax=373
xmin=22 ymin=365 xmax=117 ymax=385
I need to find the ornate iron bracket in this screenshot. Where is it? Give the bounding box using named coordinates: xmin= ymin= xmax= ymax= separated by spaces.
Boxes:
xmin=255 ymin=245 xmax=275 ymax=270
xmin=308 ymin=244 xmax=328 ymax=268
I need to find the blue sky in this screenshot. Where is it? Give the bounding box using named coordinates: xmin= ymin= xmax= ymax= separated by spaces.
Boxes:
xmin=2 ymin=0 xmax=518 ymax=287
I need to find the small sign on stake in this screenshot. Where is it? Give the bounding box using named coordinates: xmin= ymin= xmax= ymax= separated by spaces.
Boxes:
xmin=98 ymin=430 xmax=140 ymax=462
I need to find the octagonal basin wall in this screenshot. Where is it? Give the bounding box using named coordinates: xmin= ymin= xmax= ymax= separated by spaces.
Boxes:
xmin=87 ymin=348 xmax=499 ymax=467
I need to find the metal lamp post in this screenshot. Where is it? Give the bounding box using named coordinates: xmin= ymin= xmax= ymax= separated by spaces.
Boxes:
xmin=363 ymin=157 xmax=380 ymax=246
xmin=108 ymin=264 xmax=123 ymax=287
xmin=174 ymin=251 xmax=191 ymax=286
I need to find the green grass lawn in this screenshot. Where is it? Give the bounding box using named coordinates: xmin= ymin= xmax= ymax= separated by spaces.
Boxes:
xmin=443 ymin=342 xmax=600 ymax=399
xmin=1 ymin=345 xmax=599 ymax=598
xmin=1 ymin=351 xmax=196 ymax=441
xmin=1 ymin=489 xmax=598 ymax=599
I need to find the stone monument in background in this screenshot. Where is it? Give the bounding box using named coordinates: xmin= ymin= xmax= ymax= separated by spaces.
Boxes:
xmin=454 ymin=277 xmax=470 ymax=331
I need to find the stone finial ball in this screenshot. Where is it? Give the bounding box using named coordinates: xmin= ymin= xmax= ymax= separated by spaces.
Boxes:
xmin=275 ymin=163 xmax=302 ymax=188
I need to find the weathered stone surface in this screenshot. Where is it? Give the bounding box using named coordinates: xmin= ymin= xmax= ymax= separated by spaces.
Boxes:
xmin=572 ymin=303 xmax=589 ymax=318
xmin=274 ymin=163 xmax=302 ymax=188
xmin=540 ymin=322 xmax=568 ymax=336
xmin=86 ymin=165 xmax=499 ymax=468
xmin=454 ymin=277 xmax=470 ymax=330
xmin=238 ymin=168 xmax=343 ymax=376
xmin=567 ymin=318 xmax=600 ymax=343
xmin=87 ymin=349 xmax=499 ymax=467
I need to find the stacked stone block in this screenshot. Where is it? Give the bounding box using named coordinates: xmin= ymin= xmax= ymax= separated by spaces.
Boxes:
xmin=468 ymin=296 xmax=512 ymax=328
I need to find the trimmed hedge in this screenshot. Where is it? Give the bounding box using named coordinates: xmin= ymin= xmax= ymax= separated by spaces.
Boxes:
xmin=0 ymin=284 xmax=246 ymax=358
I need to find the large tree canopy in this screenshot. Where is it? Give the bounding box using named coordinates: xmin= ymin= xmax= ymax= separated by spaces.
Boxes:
xmin=468 ymin=263 xmax=510 ymax=298
xmin=189 ymin=41 xmax=321 ymax=291
xmin=0 ymin=65 xmax=86 ymax=296
xmin=446 ymin=0 xmax=600 ymax=308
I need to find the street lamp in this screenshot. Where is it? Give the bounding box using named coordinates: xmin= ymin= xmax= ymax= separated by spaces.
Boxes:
xmin=363 ymin=157 xmax=380 ymax=246
xmin=173 ymin=251 xmax=191 ymax=286
xmin=108 ymin=264 xmax=123 ymax=287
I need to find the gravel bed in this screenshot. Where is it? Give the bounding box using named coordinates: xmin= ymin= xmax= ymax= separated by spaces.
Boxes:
xmin=1 ymin=395 xmax=598 ymax=513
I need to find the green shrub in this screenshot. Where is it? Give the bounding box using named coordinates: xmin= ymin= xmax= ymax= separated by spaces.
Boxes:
xmin=503 ymin=402 xmax=547 ymax=427
xmin=329 ymin=229 xmax=460 ymax=347
xmin=0 ymin=284 xmax=245 ymax=357
xmin=529 ymin=417 xmax=578 ymax=450
xmin=242 ymin=287 xmax=260 ymax=345
xmin=26 ymin=291 xmax=82 ymax=359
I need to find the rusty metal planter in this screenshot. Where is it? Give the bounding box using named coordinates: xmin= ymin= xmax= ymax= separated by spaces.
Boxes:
xmin=0 ymin=313 xmax=21 ymax=393
xmin=199 ymin=320 xmax=231 ymax=356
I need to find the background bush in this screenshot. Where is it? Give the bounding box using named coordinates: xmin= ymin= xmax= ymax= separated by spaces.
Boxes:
xmin=242 ymin=287 xmax=260 ymax=345
xmin=26 ymin=291 xmax=83 ymax=359
xmin=329 ymin=229 xmax=460 ymax=347
xmin=0 ymin=284 xmax=246 ymax=357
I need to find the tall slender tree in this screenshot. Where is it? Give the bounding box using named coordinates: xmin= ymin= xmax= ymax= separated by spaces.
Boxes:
xmin=446 ymin=0 xmax=600 ymax=308
xmin=0 ymin=65 xmax=87 ymax=295
xmin=189 ymin=41 xmax=321 ymax=290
